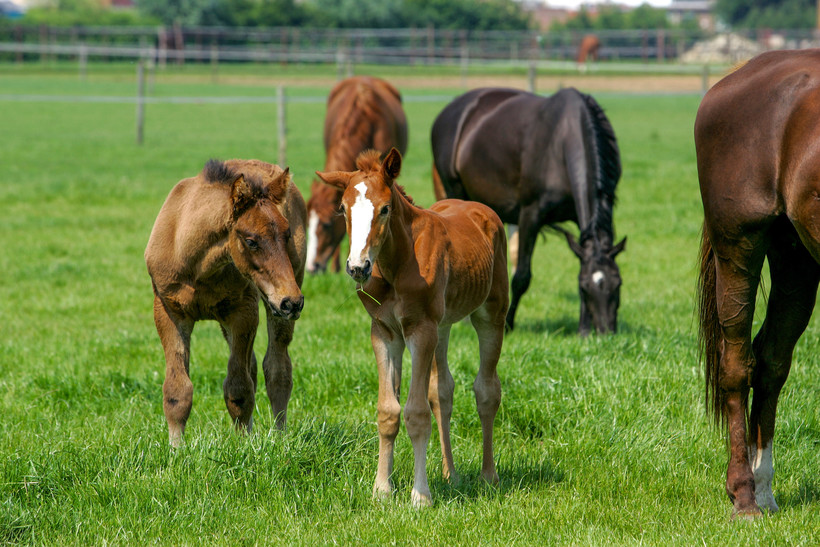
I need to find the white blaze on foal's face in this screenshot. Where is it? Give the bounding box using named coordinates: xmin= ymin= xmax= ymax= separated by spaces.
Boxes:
xmin=348 ymin=181 xmax=375 ymax=268
xmin=591 ymin=270 xmax=605 ymax=286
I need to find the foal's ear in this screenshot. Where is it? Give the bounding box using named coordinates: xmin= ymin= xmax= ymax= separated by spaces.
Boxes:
xmin=266 ymin=166 xmax=290 ymax=203
xmin=382 ymin=147 xmax=402 ymax=183
xmin=231 ymin=174 xmax=253 ymax=215
xmin=608 ymin=237 xmax=627 ymax=259
xmin=315 ymin=170 xmax=353 ymax=190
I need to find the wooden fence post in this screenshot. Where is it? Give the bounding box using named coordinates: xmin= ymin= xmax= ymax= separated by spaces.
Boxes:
xmin=277 ymin=86 xmax=287 ymax=166
xmin=136 ymin=60 xmax=146 ymax=145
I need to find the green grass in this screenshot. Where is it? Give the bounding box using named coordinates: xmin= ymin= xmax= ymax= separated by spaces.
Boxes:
xmin=1 ymin=63 xmax=818 ymax=545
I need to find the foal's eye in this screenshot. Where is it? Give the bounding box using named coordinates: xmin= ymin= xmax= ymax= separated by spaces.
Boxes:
xmin=245 ymin=238 xmax=259 ymax=251
xmin=284 ymin=229 xmax=292 ymax=240
xmin=380 ymin=205 xmax=390 ymax=216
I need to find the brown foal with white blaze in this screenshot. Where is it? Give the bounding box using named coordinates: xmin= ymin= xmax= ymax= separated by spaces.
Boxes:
xmin=317 ymin=148 xmax=508 ymax=506
xmin=146 ymin=159 xmax=306 ymax=447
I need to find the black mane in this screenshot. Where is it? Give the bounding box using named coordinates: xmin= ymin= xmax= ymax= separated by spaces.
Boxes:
xmin=203 ymin=159 xmax=236 ymax=185
xmin=580 ymin=92 xmax=621 ymax=244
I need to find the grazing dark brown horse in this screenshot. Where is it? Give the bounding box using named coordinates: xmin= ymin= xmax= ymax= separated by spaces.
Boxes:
xmin=317 ymin=148 xmax=508 ymax=506
xmin=696 ymin=49 xmax=820 ymax=518
xmin=431 ymin=87 xmax=625 ymax=334
xmin=145 ymin=159 xmax=307 ymax=447
xmin=305 ymin=76 xmax=408 ymax=273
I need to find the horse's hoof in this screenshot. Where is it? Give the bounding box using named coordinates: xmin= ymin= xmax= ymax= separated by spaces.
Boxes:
xmin=411 ymin=489 xmax=433 ymax=508
xmin=731 ymin=506 xmax=763 ymax=521
xmin=372 ymin=481 xmax=393 ymax=501
xmin=482 ymin=470 xmax=500 ymax=486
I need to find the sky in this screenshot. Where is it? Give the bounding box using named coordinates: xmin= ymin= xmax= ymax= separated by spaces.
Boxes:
xmin=542 ymin=0 xmax=673 ymax=9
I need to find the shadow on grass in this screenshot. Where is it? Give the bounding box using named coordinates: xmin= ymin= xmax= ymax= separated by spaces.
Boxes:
xmin=425 ymin=456 xmax=566 ymax=506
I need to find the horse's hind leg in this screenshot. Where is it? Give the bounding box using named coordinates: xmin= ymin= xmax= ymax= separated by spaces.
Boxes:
xmin=711 ymin=227 xmax=768 ymax=517
xmin=153 ymin=295 xmax=194 ymax=448
xmin=263 ymin=306 xmax=295 ymax=430
xmin=428 ymin=324 xmax=457 ymax=483
xmin=470 ymin=304 xmax=505 ymax=485
xmin=220 ymin=302 xmax=259 ymax=434
xmin=749 ymin=225 xmax=820 ymax=513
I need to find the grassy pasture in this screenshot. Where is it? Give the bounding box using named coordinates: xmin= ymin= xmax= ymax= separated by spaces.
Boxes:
xmin=0 ymin=63 xmax=818 ymax=544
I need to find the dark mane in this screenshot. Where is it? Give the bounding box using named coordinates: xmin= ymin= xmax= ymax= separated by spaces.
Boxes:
xmin=203 ymin=159 xmax=236 ymax=185
xmin=204 ymin=158 xmax=275 ymax=199
xmin=580 ymin=92 xmax=621 ymax=243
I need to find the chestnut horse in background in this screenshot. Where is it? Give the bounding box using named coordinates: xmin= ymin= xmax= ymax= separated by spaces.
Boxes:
xmin=146 ymin=159 xmax=307 ymax=447
xmin=696 ymin=49 xmax=820 ymax=518
xmin=576 ymin=34 xmax=600 ymax=71
xmin=306 ymin=76 xmax=408 ymax=273
xmin=317 ymin=148 xmax=508 ymax=507
xmin=431 ymin=87 xmax=624 ymax=334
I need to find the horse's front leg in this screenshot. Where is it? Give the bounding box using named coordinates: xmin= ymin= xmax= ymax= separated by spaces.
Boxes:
xmin=220 ymin=302 xmax=259 ymax=434
xmin=404 ymin=321 xmax=438 ymax=507
xmin=153 ymin=295 xmax=194 ymax=448
xmin=262 ymin=304 xmax=295 ymax=430
xmin=507 ymin=206 xmax=539 ymax=330
xmin=371 ymin=319 xmax=405 ymax=499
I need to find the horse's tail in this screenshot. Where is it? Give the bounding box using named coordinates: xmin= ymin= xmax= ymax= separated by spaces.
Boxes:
xmin=579 ymin=91 xmax=621 ymax=240
xmin=697 ymin=224 xmax=725 ymax=429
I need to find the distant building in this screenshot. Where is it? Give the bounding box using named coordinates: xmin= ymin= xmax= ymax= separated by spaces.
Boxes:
xmin=665 ymin=0 xmax=716 ymax=31
xmin=519 ymin=1 xmax=573 ymax=30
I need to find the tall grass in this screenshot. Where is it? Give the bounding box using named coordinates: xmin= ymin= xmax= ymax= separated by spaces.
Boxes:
xmin=0 ymin=64 xmax=818 ymax=544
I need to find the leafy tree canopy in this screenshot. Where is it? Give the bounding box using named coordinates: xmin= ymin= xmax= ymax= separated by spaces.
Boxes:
xmin=715 ymin=0 xmax=816 ymax=29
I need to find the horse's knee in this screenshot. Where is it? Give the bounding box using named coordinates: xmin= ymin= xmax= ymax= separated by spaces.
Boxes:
xmin=223 ymin=374 xmax=255 ymax=423
xmin=377 ymin=399 xmax=402 ymax=438
xmin=403 ymin=401 xmax=431 ymax=440
xmin=474 ymin=375 xmax=501 ymax=415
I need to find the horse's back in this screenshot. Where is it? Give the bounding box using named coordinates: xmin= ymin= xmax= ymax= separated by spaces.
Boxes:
xmin=325 ymin=75 xmax=408 ymax=160
xmin=696 ymin=50 xmax=820 ymax=230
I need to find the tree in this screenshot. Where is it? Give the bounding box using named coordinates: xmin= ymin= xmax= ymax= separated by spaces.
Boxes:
xmin=714 ymin=0 xmax=816 ymax=28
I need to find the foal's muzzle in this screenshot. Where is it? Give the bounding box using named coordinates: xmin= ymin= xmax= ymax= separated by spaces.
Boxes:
xmin=267 ymin=295 xmax=304 ymax=320
xmin=346 ymin=259 xmax=372 ymax=283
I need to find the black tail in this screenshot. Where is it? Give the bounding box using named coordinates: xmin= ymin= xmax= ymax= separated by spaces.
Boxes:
xmin=697 ymin=224 xmax=726 ymax=429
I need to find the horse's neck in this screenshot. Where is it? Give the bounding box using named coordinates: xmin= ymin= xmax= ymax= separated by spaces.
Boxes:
xmin=376 ymin=192 xmax=418 ymax=283
xmin=182 ymin=188 xmax=233 ymax=279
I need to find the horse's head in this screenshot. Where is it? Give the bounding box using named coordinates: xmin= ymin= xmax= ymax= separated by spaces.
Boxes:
xmin=228 ymin=166 xmax=304 ymax=320
xmin=305 ymin=181 xmax=346 ymax=274
xmin=562 ymin=229 xmax=626 ymax=335
xmin=315 ymin=148 xmax=402 ymax=283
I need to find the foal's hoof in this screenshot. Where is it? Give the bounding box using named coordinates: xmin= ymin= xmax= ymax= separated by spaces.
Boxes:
xmin=482 ymin=469 xmax=500 ymax=486
xmin=731 ymin=506 xmax=763 ymax=521
xmin=372 ymin=481 xmax=393 ymax=502
xmin=411 ymin=488 xmax=433 ymax=508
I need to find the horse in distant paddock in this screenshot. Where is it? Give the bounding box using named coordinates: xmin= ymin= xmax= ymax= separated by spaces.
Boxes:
xmin=577 ymin=34 xmax=600 ymax=71
xmin=306 ymin=76 xmax=408 ymax=273
xmin=145 ymin=159 xmax=307 ymax=447
xmin=317 ymin=148 xmax=508 ymax=506
xmin=696 ymin=49 xmax=820 ymax=518
xmin=431 ymin=87 xmax=625 ymax=334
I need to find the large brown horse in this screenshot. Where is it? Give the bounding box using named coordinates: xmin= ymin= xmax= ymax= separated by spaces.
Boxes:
xmin=305 ymin=76 xmax=408 ymax=273
xmin=696 ymin=49 xmax=820 ymax=518
xmin=317 ymin=148 xmax=508 ymax=506
xmin=431 ymin=87 xmax=625 ymax=334
xmin=145 ymin=159 xmax=307 ymax=447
